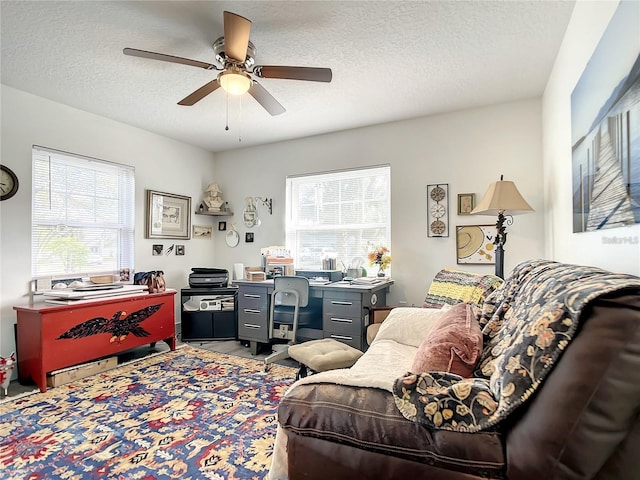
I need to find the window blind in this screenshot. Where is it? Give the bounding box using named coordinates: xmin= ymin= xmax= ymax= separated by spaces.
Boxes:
xmin=286 ymin=165 xmax=391 ymax=271
xmin=31 ymin=146 xmax=135 ymax=278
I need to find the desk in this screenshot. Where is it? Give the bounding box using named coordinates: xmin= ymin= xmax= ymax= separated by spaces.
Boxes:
xmin=234 ymin=279 xmax=393 ymax=352
xmin=14 ymin=290 xmax=176 ymax=392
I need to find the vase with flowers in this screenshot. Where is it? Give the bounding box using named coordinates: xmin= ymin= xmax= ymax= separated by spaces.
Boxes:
xmin=367 ymin=245 xmax=392 ymax=277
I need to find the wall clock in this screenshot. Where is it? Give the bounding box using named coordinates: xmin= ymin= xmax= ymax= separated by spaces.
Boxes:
xmin=0 ymin=165 xmax=19 ymax=201
xmin=426 ymin=183 xmax=449 ymax=237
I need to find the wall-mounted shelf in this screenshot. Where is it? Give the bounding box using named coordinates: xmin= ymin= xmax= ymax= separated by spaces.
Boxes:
xmin=195 ymin=210 xmax=233 ymax=217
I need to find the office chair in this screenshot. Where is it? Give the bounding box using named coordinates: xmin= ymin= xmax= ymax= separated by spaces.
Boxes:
xmin=264 ymin=276 xmax=322 ymax=371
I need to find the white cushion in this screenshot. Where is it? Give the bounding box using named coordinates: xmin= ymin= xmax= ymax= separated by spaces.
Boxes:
xmin=373 ymin=306 xmax=449 ymax=348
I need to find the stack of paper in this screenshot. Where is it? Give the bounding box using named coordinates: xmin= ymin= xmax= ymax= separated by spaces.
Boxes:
xmin=351 ymin=277 xmax=384 ymax=285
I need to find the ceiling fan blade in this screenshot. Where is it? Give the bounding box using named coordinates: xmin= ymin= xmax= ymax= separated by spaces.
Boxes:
xmin=123 ymin=48 xmax=218 ymax=70
xmin=178 ymin=80 xmax=221 ymax=106
xmin=253 ymin=66 xmax=332 ymax=82
xmin=223 ymin=11 xmax=251 ymax=63
xmin=248 ymin=81 xmax=285 ymax=116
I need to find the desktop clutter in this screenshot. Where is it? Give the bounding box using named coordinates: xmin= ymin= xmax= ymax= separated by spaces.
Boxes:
xmin=230 ymin=246 xmax=394 ymax=361
xmin=262 ymin=246 xmax=295 ymax=278
xmin=32 ymin=272 xmax=161 ymax=307
xmin=238 ymin=246 xmax=384 ymax=285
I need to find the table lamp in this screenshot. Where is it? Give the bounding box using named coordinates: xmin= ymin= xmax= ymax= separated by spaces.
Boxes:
xmin=471 ymin=175 xmax=534 ymax=278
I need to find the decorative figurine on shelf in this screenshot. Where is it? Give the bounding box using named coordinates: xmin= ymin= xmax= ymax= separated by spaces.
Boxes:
xmin=204 ymin=183 xmax=224 ymax=212
xmin=368 ymin=245 xmax=392 ymax=277
xmin=0 ymin=352 xmax=15 ymax=397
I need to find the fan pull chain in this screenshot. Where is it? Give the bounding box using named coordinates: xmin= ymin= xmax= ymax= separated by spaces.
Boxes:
xmin=238 ymin=95 xmax=242 ymax=143
xmin=225 ymin=92 xmax=229 ymax=131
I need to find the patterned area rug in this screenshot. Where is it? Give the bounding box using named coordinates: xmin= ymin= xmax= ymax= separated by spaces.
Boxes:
xmin=0 ymin=346 xmax=296 ymax=479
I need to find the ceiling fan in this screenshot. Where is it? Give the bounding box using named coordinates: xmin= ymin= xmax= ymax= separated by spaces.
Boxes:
xmin=123 ymin=11 xmax=332 ymax=116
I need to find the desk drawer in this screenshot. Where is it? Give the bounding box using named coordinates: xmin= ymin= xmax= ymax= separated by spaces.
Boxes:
xmin=323 ymin=314 xmax=361 ymax=336
xmin=238 ymin=313 xmax=269 ymax=342
xmin=323 ymin=295 xmax=364 ymax=351
xmin=238 ymin=288 xmax=269 ymax=310
xmin=323 ymin=290 xmax=362 ymax=303
xmin=237 ymin=284 xmax=270 ymax=343
xmin=323 ymin=332 xmax=362 ymax=350
xmin=238 ymin=304 xmax=268 ymax=327
xmin=323 ymin=297 xmax=362 ymax=318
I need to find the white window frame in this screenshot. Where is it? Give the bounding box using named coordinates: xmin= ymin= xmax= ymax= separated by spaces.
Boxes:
xmin=31 ymin=145 xmax=135 ymax=281
xmin=286 ymin=165 xmax=391 ymax=273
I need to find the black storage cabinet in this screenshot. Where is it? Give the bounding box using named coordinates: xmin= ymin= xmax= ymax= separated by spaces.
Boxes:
xmin=180 ymin=288 xmax=238 ymax=341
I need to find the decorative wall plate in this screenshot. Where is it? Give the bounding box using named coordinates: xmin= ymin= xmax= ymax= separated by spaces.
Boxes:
xmin=225 ymin=225 xmax=240 ymax=247
xmin=427 ymin=183 xmax=449 ymax=237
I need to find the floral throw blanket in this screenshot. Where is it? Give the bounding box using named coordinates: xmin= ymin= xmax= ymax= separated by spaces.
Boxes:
xmin=393 ymin=259 xmax=640 ymax=433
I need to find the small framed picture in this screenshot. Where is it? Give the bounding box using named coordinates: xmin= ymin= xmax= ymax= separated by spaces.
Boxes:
xmin=175 ymin=245 xmax=185 ymax=256
xmin=457 ymin=193 xmax=476 ymax=215
xmin=119 ymin=268 xmax=131 ymax=282
xmin=193 ymin=225 xmax=212 ymax=239
xmin=152 ymin=244 xmax=163 ymax=256
xmin=145 ymin=190 xmax=191 ymax=239
xmin=245 ymin=232 xmax=254 ymax=243
xmin=218 ymin=221 xmax=227 ymax=231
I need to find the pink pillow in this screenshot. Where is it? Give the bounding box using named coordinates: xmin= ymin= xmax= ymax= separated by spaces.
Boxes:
xmin=411 ymin=302 xmax=482 ymax=377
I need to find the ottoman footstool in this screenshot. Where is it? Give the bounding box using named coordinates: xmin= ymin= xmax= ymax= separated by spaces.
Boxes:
xmin=288 ymin=338 xmax=363 ymax=379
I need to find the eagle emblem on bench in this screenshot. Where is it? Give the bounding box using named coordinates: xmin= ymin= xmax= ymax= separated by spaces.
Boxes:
xmin=56 ymin=304 xmax=162 ymax=344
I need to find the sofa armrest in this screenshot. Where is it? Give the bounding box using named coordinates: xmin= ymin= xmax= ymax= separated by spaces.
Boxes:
xmin=367 ymin=306 xmax=398 ymax=345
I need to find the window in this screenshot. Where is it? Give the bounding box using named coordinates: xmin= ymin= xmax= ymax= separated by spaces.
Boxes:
xmin=32 ymin=146 xmax=135 ymax=278
xmin=286 ymin=165 xmax=391 ymax=271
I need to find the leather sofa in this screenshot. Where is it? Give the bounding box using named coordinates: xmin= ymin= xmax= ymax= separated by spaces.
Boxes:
xmin=271 ymin=260 xmax=640 ymax=479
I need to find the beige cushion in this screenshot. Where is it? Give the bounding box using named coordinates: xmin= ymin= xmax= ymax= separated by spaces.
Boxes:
xmin=411 ymin=302 xmax=482 ymax=377
xmin=373 ymin=306 xmax=450 ymax=348
xmin=289 ymin=338 xmax=363 ymax=372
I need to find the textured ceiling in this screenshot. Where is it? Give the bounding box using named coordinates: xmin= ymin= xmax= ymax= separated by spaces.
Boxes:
xmin=1 ymin=1 xmax=575 ymax=153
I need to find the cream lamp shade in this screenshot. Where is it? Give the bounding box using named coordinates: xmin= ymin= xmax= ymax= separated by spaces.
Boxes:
xmin=471 ymin=178 xmax=534 ymax=215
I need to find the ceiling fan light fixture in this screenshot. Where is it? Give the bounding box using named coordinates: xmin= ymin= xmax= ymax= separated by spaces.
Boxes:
xmin=125 ymin=11 xmax=331 ymax=116
xmin=218 ymin=70 xmax=251 ymax=95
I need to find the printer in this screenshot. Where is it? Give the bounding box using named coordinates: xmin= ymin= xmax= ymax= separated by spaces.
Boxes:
xmin=182 ymin=268 xmax=238 ymax=341
xmin=188 ymin=267 xmax=229 ymax=288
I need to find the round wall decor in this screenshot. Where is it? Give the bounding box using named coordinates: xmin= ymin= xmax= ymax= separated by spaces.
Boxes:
xmin=0 ymin=165 xmax=19 ymax=201
xmin=225 ymin=225 xmax=240 ymax=247
xmin=427 ymin=183 xmax=449 ymax=237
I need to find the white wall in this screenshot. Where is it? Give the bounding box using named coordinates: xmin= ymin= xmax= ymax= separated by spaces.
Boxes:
xmin=0 ymin=85 xmax=217 ymax=360
xmin=0 ymin=87 xmax=547 ymax=365
xmin=214 ymin=98 xmax=546 ymax=306
xmin=543 ymin=1 xmax=640 ymax=275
